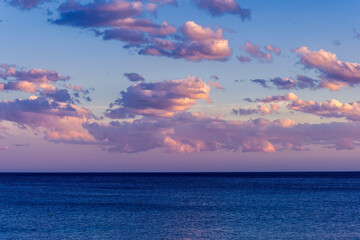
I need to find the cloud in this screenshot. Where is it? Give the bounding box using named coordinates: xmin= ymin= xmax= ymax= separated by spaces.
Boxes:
xmin=145 ymin=0 xmax=177 ymax=14
xmin=251 ymin=93 xmax=298 ymax=103
xmin=106 ymin=76 xmax=210 ymax=118
xmin=53 ymin=0 xmax=143 ymax=27
xmin=52 ymin=0 xmax=177 ymax=46
xmin=238 ymin=42 xmax=281 ymax=63
xmin=85 ymin=111 xmax=360 ymax=153
xmin=294 ymin=46 xmax=360 ymax=90
xmin=149 ymin=0 xmax=177 ymax=4
xmin=270 ymin=75 xmax=318 ymax=90
xmin=208 ymin=81 xmax=224 ymax=91
xmin=0 ymin=96 xmax=95 ymax=143
xmin=140 ymin=21 xmax=232 ymax=61
xmin=249 ymin=93 xmax=360 ymax=123
xmin=0 ymin=64 xmax=86 ymax=103
xmin=0 ymin=64 xmax=67 ymax=96
xmin=265 ymin=44 xmax=281 ymax=55
xmin=244 ymin=42 xmax=272 ymax=63
xmin=353 ymin=29 xmax=360 ymax=40
xmin=84 ymin=113 xmax=290 ymax=153
xmin=193 ymin=0 xmax=250 ymax=20
xmin=333 ymin=40 xmax=341 ymax=46
xmin=0 ymin=64 xmax=95 ymax=143
xmin=124 ymin=72 xmax=145 ymax=82
xmin=250 ymin=75 xmax=319 ymax=90
xmin=0 ymin=64 xmax=69 ymax=83
xmin=8 ymin=0 xmax=50 ymax=10
xmin=15 ymin=143 xmax=30 ymax=147
xmin=288 ymin=98 xmax=360 ymax=122
xmin=101 ymin=28 xmax=149 ymax=45
xmin=210 ymin=74 xmax=219 ymax=80
xmin=41 ymin=89 xmax=72 ymax=102
xmin=232 ymin=104 xmax=279 ymax=115
xmin=70 ymin=84 xmax=82 ymax=91
xmin=250 ymin=47 xmax=360 ymax=91
xmin=250 ymin=79 xmax=269 ymax=88
xmin=0 ymin=146 xmax=9 ymax=151
xmin=237 ymin=55 xmax=251 ymax=63
xmin=52 ymin=2 xmax=230 ymax=61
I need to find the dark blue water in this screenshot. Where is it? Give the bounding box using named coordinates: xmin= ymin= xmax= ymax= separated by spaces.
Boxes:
xmin=1 ymin=172 xmax=360 ymax=239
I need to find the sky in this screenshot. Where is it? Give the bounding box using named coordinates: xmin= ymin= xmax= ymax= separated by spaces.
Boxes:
xmin=1 ymin=0 xmax=360 ymax=172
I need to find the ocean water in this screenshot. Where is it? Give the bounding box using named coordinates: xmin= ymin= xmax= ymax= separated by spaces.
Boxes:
xmin=0 ymin=173 xmax=360 ymax=240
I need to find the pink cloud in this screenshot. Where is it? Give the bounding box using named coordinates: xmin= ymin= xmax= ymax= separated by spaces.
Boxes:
xmin=0 ymin=63 xmax=96 ymax=143
xmin=55 ymin=0 xmax=143 ymax=27
xmin=106 ymin=76 xmax=211 ymax=118
xmin=70 ymin=84 xmax=83 ymax=91
xmin=233 ymin=104 xmax=279 ymax=115
xmin=319 ymin=79 xmax=348 ymax=91
xmin=53 ymin=2 xmax=231 ymax=61
xmin=253 ymin=93 xmax=298 ymax=103
xmin=0 ymin=64 xmax=86 ymax=103
xmin=244 ymin=42 xmax=272 ymax=63
xmin=0 ymin=64 xmax=69 ymax=83
xmin=239 ymin=42 xmax=281 ymax=64
xmin=0 ymin=146 xmax=9 ymax=151
xmin=111 ymin=19 xmax=176 ymax=37
xmin=288 ymin=98 xmax=360 ymax=121
xmin=208 ymin=81 xmax=224 ymax=91
xmin=140 ymin=21 xmax=232 ymax=61
xmin=0 ymin=96 xmax=95 ymax=143
xmin=294 ymin=46 xmax=360 ymax=89
xmin=85 ymin=111 xmax=360 ymax=153
xmin=53 ymin=0 xmax=177 ymax=46
xmin=265 ymin=44 xmax=281 ymax=55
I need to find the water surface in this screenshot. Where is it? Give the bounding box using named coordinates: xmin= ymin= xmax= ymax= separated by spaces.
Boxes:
xmin=1 ymin=172 xmax=360 ymax=239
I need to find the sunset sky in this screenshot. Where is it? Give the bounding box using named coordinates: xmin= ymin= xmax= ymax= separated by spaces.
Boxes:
xmin=1 ymin=0 xmax=360 ymax=172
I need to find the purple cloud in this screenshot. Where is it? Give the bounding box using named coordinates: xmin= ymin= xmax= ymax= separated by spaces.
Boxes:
xmin=238 ymin=42 xmax=281 ymax=64
xmin=53 ymin=0 xmax=143 ymax=27
xmin=0 ymin=96 xmax=94 ymax=143
xmin=353 ymin=29 xmax=360 ymax=40
xmin=85 ymin=111 xmax=360 ymax=153
xmin=194 ymin=0 xmax=250 ymax=20
xmin=244 ymin=42 xmax=272 ymax=63
xmin=294 ymin=46 xmax=360 ymax=90
xmin=140 ymin=21 xmax=232 ymax=61
xmin=237 ymin=55 xmax=252 ymax=63
xmin=52 ymin=2 xmax=230 ymax=61
xmin=52 ymin=0 xmax=176 ymax=47
xmin=0 ymin=64 xmax=96 ymax=143
xmin=251 ymin=79 xmax=269 ymax=88
xmin=233 ymin=104 xmax=279 ymax=115
xmin=0 ymin=64 xmax=89 ymax=103
xmin=106 ymin=76 xmax=210 ymax=118
xmin=210 ymin=74 xmax=219 ymax=80
xmin=333 ymin=40 xmax=341 ymax=46
xmin=8 ymin=0 xmax=50 ymax=10
xmin=288 ymin=98 xmax=360 ymax=122
xmin=250 ymin=75 xmax=319 ymax=90
xmin=124 ymin=72 xmax=145 ymax=82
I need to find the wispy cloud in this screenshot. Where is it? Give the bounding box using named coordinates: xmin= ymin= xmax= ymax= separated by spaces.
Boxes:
xmin=193 ymin=0 xmax=250 ymax=20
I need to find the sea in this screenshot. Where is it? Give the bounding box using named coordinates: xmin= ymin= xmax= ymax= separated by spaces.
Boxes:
xmin=0 ymin=172 xmax=360 ymax=240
